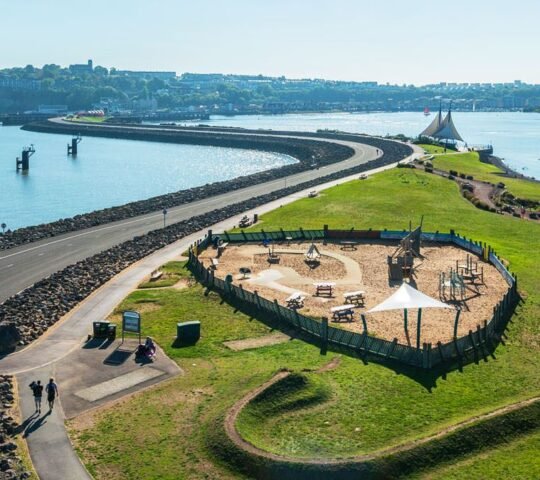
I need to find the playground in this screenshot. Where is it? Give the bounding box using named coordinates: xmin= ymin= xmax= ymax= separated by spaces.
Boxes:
xmin=199 ymin=233 xmax=509 ymax=345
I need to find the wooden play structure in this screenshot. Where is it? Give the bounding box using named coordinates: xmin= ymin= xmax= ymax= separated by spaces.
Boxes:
xmin=387 ymin=225 xmax=422 ymax=282
xmin=263 ymin=239 xmax=280 ymax=264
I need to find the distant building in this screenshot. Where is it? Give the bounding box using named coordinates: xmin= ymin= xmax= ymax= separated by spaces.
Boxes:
xmin=0 ymin=76 xmax=41 ymax=90
xmin=115 ymin=70 xmax=176 ymax=80
xmin=37 ymin=105 xmax=68 ymax=114
xmin=69 ymin=59 xmax=93 ymax=75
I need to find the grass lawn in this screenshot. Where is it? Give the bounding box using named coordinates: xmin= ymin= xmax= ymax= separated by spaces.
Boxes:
xmin=418 ymin=144 xmax=454 ymax=154
xmin=137 ymin=260 xmax=188 ymax=289
xmin=423 ymin=147 xmax=540 ymax=202
xmin=69 ymin=168 xmax=540 ymax=478
xmin=70 ymin=116 xmax=109 ymax=123
xmin=417 ymin=430 xmax=540 ymax=480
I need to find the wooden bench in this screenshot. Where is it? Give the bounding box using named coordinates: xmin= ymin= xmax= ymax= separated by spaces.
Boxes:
xmin=313 ymin=282 xmax=335 ymax=297
xmin=217 ymin=242 xmax=229 ymax=257
xmin=286 ymin=292 xmax=305 ymax=309
xmin=150 ymin=270 xmax=163 ymax=281
xmin=343 ymin=290 xmax=365 ymax=306
xmin=340 ymin=241 xmax=358 ymax=251
xmin=331 ymin=304 xmax=355 ymax=322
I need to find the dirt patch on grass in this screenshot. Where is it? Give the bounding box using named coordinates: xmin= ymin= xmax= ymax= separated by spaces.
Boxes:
xmin=224 ymin=332 xmax=291 ymax=351
xmin=317 ymin=356 xmax=342 ymax=372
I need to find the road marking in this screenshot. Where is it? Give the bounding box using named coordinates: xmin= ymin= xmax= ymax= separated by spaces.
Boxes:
xmin=0 ymin=263 xmax=14 ymax=270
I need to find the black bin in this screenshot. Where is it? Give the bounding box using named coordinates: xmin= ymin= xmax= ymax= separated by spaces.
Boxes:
xmin=93 ymin=321 xmax=110 ymax=339
xmin=107 ymin=324 xmax=117 ymax=340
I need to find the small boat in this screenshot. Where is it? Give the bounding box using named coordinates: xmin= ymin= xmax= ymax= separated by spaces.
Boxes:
xmin=423 ymin=107 xmax=430 ymax=116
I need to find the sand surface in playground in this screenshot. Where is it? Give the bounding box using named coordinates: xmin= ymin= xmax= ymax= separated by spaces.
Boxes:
xmin=199 ymin=241 xmax=509 ymax=345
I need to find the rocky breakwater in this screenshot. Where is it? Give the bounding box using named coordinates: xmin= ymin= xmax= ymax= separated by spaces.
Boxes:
xmin=0 ymin=144 xmax=411 ymax=351
xmin=0 ymin=376 xmax=30 ymax=480
xmin=2 ymin=122 xmax=355 ymax=250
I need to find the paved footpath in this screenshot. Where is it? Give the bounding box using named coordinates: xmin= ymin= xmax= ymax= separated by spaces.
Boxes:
xmin=1 ymin=149 xmax=421 ymax=480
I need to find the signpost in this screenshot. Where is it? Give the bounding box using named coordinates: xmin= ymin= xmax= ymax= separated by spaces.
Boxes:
xmin=122 ymin=310 xmax=141 ymax=344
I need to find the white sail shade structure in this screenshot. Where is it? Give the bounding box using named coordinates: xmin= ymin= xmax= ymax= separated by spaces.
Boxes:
xmin=368 ymin=282 xmax=451 ymax=312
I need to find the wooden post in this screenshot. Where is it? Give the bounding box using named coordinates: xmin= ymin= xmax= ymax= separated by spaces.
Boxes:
xmin=453 ymin=309 xmax=461 ymax=339
xmin=416 ymin=308 xmax=422 ymax=349
xmin=361 ymin=314 xmax=368 ymax=334
xmin=320 ymin=317 xmax=328 ymax=355
xmin=404 ymin=308 xmax=408 ymax=333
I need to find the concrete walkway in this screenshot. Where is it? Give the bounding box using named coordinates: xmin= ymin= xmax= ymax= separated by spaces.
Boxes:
xmin=1 ymin=148 xmax=422 ymax=479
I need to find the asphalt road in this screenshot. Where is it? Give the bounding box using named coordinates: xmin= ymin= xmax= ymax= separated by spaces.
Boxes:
xmin=0 ymin=132 xmax=378 ymax=303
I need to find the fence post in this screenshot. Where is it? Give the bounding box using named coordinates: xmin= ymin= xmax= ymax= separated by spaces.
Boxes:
xmin=416 ymin=309 xmax=422 ymax=349
xmin=320 ymin=317 xmax=328 ymax=355
xmin=453 ymin=309 xmax=461 ymax=339
xmin=361 ymin=314 xmax=368 ymax=334
xmin=422 ymin=342 xmax=429 ymax=369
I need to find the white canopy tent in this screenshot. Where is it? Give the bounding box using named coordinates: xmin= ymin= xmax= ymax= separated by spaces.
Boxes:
xmin=368 ymin=283 xmax=452 ymax=348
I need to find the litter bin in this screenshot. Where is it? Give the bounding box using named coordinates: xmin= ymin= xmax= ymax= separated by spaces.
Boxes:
xmin=107 ymin=324 xmax=117 ymax=341
xmin=93 ymin=321 xmax=110 ymax=338
xmin=176 ymin=321 xmax=200 ymax=345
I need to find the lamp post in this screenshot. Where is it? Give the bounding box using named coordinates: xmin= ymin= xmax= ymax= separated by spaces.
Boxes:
xmin=162 ymin=208 xmax=168 ymax=228
xmin=1 ymin=223 xmax=6 ymax=234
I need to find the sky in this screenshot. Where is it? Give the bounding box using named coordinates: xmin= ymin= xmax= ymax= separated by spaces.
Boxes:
xmin=1 ymin=0 xmax=540 ymax=85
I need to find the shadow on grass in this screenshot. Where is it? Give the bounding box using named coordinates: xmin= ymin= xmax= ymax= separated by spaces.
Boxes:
xmin=207 ymin=287 xmax=521 ymax=391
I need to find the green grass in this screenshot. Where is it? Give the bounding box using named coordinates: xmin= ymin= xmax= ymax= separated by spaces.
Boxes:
xmin=418 ymin=429 xmax=540 ymax=479
xmin=137 ymin=260 xmax=190 ymax=289
xmin=428 ymin=149 xmax=540 ymax=202
xmin=69 ymin=168 xmax=540 ymax=478
xmin=70 ymin=115 xmax=109 ymax=123
xmin=418 ymin=143 xmax=453 ymax=154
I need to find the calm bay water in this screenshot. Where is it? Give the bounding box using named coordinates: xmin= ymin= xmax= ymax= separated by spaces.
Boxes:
xmin=182 ymin=111 xmax=540 ymax=178
xmin=3 ymin=111 xmax=539 ymax=230
xmin=0 ymin=127 xmax=295 ymax=230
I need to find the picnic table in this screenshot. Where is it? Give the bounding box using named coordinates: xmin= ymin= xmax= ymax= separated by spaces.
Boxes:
xmin=340 ymin=241 xmax=358 ymax=251
xmin=239 ymin=216 xmax=252 ymax=228
xmin=285 ymin=236 xmax=293 ymax=245
xmin=313 ymin=282 xmax=335 ymax=297
xmin=331 ymin=304 xmax=355 ymax=322
xmin=343 ymin=290 xmax=365 ymax=306
xmin=286 ymin=292 xmax=305 ymax=309
xmin=217 ymin=242 xmax=229 ymax=257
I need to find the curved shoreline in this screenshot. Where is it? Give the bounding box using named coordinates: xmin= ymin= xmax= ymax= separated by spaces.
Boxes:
xmin=1 ymin=122 xmax=412 ymax=250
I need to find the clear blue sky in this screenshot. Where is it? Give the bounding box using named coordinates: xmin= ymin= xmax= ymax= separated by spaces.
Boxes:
xmin=2 ymin=0 xmax=539 ymax=85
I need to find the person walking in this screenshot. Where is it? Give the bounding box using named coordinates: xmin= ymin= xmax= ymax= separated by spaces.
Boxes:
xmin=29 ymin=380 xmax=44 ymax=413
xmin=45 ymin=378 xmax=59 ymax=411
